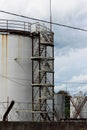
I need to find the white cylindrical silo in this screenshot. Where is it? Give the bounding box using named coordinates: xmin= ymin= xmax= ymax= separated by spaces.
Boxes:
xmin=54 ymin=93 xmax=65 ymax=120
xmin=0 ymin=20 xmax=32 ymax=121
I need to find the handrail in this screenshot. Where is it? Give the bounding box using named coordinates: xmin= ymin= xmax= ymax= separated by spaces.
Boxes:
xmin=0 ymin=19 xmax=31 ymax=32
xmin=36 ymin=23 xmax=50 ymax=32
xmin=0 ymin=19 xmax=53 ymax=34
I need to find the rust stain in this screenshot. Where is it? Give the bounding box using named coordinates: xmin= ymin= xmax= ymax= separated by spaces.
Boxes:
xmin=6 ymin=34 xmax=8 ymax=75
xmin=2 ymin=34 xmax=8 ymax=74
xmin=5 ymin=34 xmax=8 ymax=102
xmin=2 ymin=34 xmax=5 ymax=101
xmin=2 ymin=34 xmax=8 ymax=101
xmin=2 ymin=34 xmax=4 ymax=74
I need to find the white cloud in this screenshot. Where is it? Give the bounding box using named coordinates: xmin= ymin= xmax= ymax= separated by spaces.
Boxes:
xmin=0 ymin=0 xmax=50 ymax=20
xmin=54 ymin=47 xmax=87 ymax=94
xmin=70 ymin=74 xmax=87 ymax=83
xmin=55 ymin=48 xmax=87 ymax=81
xmin=52 ymin=0 xmax=87 ymax=26
xmin=55 ymin=74 xmax=87 ymax=94
xmin=69 ymin=74 xmax=87 ymax=93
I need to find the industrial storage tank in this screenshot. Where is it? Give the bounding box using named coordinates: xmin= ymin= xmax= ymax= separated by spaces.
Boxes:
xmin=0 ymin=19 xmax=54 ymax=121
xmin=54 ymin=93 xmax=65 ymax=120
xmin=0 ymin=20 xmax=32 ymax=121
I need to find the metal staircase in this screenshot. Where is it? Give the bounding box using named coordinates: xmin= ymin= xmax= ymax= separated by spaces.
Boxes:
xmin=31 ymin=24 xmax=54 ymax=121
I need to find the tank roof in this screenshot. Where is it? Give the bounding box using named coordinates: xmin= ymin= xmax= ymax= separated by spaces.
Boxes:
xmin=0 ymin=19 xmax=31 ymax=35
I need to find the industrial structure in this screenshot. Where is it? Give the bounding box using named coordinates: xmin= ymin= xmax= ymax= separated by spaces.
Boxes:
xmin=0 ymin=19 xmax=87 ymax=123
xmin=70 ymin=91 xmax=87 ymax=118
xmin=54 ymin=91 xmax=87 ymax=120
xmin=31 ymin=24 xmax=54 ymax=121
xmin=0 ymin=19 xmax=54 ymax=121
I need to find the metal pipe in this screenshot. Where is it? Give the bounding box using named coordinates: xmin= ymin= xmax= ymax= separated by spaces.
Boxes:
xmin=50 ymin=0 xmax=52 ymax=32
xmin=3 ymin=100 xmax=15 ymax=121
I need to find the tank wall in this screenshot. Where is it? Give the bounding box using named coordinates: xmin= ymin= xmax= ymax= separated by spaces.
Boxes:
xmin=0 ymin=34 xmax=32 ymax=121
xmin=54 ymin=94 xmax=65 ymax=119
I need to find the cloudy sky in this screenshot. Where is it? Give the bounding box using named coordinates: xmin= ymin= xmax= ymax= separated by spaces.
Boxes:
xmin=0 ymin=0 xmax=87 ymax=95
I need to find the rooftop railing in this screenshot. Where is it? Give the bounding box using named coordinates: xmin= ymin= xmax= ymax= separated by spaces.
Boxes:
xmin=0 ymin=19 xmax=53 ymax=34
xmin=0 ymin=19 xmax=31 ymax=32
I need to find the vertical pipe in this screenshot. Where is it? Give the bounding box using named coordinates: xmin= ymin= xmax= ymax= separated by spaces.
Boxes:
xmin=52 ymin=33 xmax=54 ymax=121
xmin=3 ymin=101 xmax=15 ymax=121
xmin=38 ymin=32 xmax=41 ymax=121
xmin=32 ymin=34 xmax=34 ymax=121
xmin=50 ymin=0 xmax=52 ymax=32
xmin=6 ymin=35 xmax=8 ymax=113
xmin=44 ymin=45 xmax=47 ymax=121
